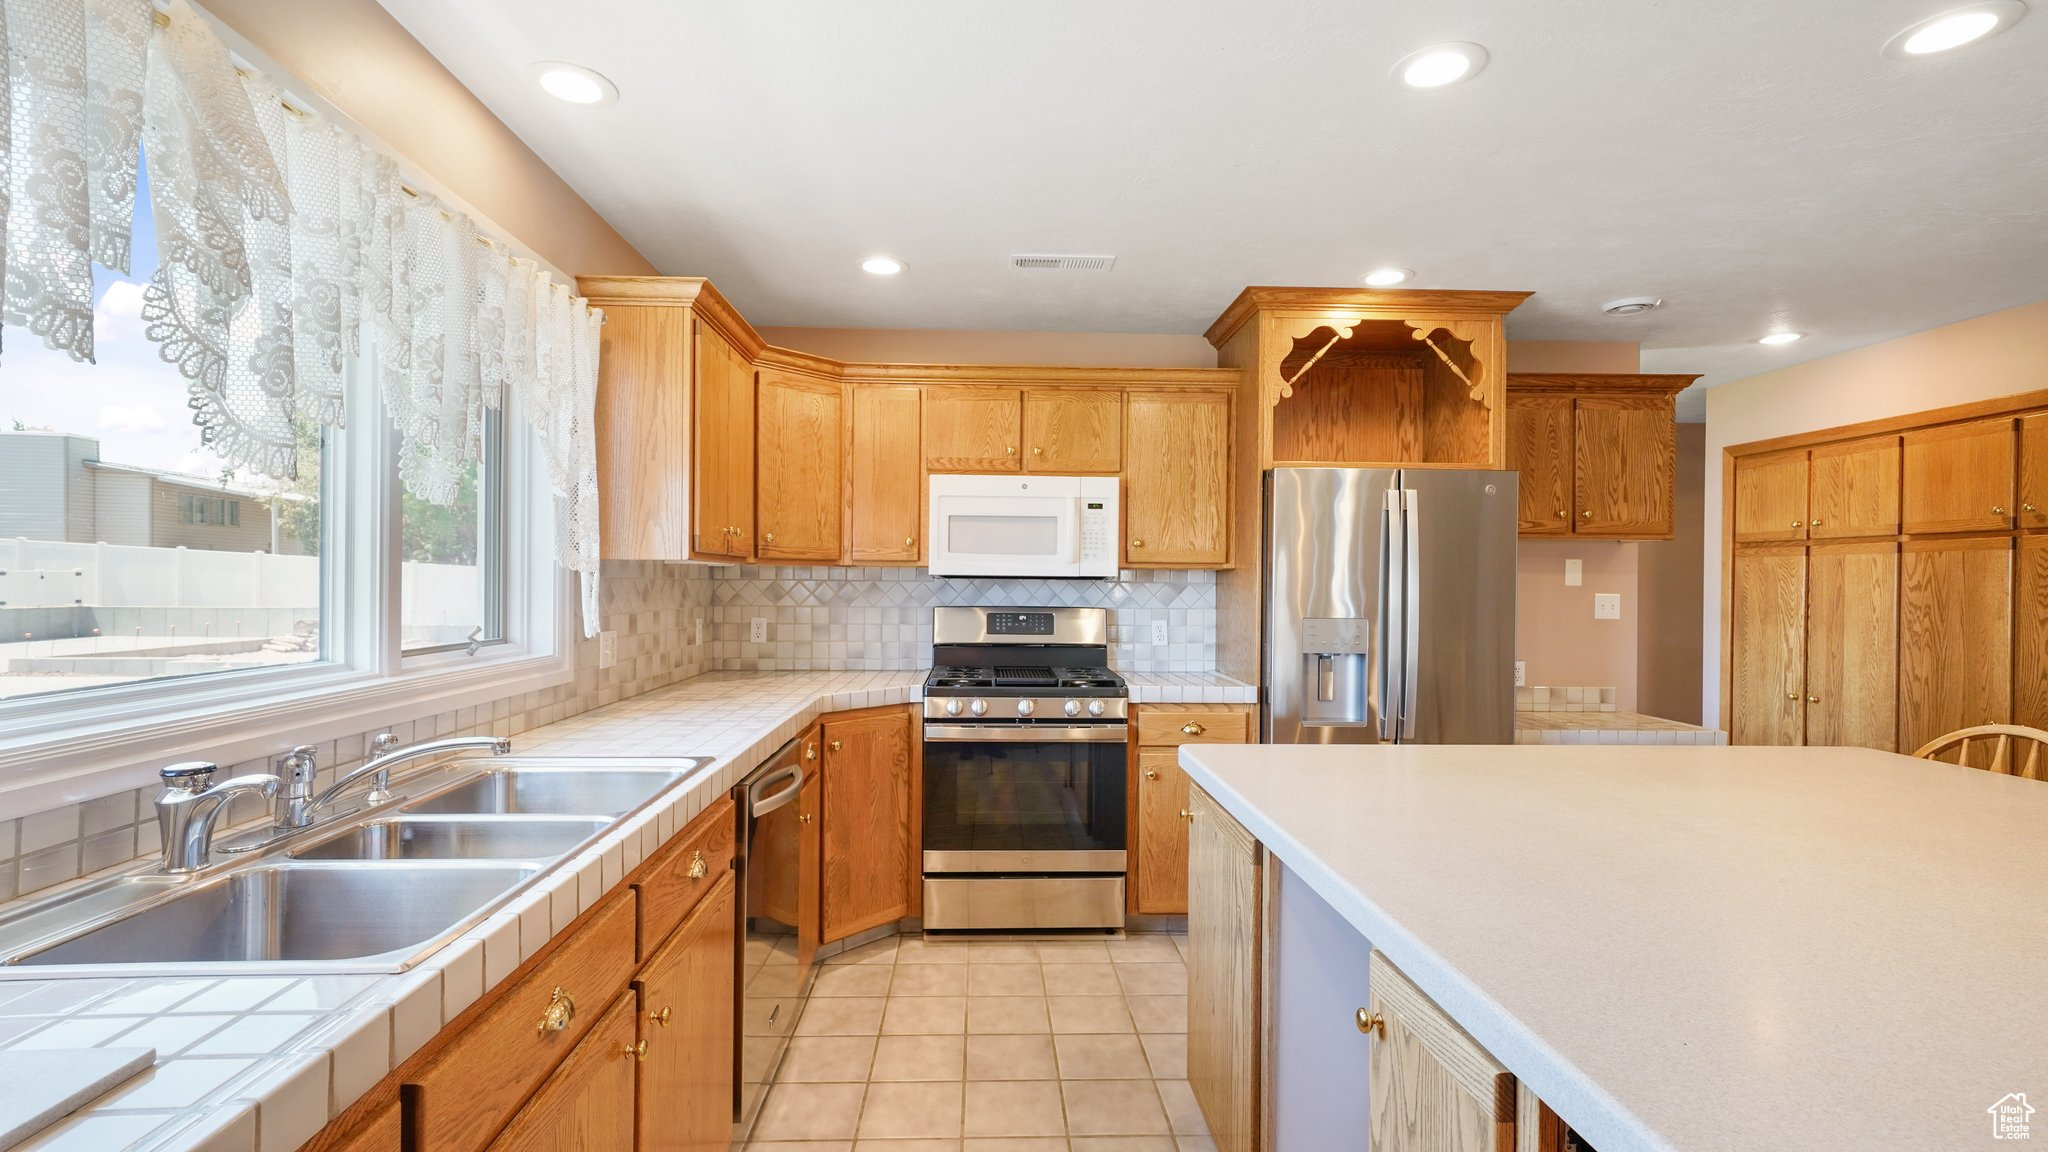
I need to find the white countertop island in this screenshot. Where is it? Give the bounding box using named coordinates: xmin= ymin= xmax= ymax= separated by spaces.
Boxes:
xmin=1177 ymin=743 xmax=2048 ymax=1152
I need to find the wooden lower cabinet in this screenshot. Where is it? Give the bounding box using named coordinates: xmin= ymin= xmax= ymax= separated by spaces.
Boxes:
xmin=1130 ymin=704 xmax=1255 ymax=916
xmin=821 ymin=706 xmax=916 ymax=942
xmin=1367 ymin=952 xmax=1517 ymax=1152
xmin=1805 ymin=542 xmax=1898 ymax=751
xmin=636 ymin=871 xmax=738 ymax=1152
xmin=2018 ymin=536 xmax=2048 ymax=732
xmin=312 ymin=1099 xmax=400 ymax=1152
xmin=1729 ymin=548 xmax=1807 ymax=746
xmin=1186 ymin=783 xmax=1266 ymax=1152
xmin=1899 ymin=537 xmax=2013 ymax=753
xmin=485 ymin=990 xmax=640 ymax=1151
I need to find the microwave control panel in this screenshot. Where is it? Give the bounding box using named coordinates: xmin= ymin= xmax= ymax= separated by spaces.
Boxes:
xmin=1081 ymin=501 xmax=1112 ymax=563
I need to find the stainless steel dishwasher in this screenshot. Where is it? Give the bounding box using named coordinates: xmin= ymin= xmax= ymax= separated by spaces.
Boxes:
xmin=733 ymin=735 xmax=818 ymax=1138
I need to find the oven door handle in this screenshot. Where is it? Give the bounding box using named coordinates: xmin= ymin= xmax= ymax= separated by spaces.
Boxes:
xmin=747 ymin=764 xmax=804 ymax=816
xmin=923 ymin=724 xmax=1130 ymax=744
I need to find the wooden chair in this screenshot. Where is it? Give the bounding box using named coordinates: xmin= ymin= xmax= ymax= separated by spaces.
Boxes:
xmin=1912 ymin=724 xmax=2048 ymax=779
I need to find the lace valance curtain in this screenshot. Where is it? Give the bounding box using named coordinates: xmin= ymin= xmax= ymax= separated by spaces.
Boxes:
xmin=0 ymin=0 xmax=602 ymax=636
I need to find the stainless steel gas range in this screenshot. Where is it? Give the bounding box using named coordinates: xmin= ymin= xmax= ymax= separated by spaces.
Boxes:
xmin=920 ymin=606 xmax=1128 ymax=932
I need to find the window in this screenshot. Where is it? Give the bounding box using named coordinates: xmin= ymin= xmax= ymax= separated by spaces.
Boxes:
xmin=401 ymin=409 xmax=507 ymax=653
xmin=178 ymin=494 xmax=243 ymax=526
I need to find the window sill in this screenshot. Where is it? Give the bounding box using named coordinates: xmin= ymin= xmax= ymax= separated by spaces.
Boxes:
xmin=0 ymin=646 xmax=574 ymax=817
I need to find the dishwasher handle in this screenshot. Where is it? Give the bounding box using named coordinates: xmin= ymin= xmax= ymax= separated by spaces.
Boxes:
xmin=747 ymin=763 xmax=804 ymax=816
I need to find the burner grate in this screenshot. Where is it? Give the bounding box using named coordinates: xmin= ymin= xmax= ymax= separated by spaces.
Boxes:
xmin=993 ymin=665 xmax=1058 ymax=687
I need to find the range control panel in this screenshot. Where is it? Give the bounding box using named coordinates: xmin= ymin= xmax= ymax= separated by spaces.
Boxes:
xmin=985 ymin=612 xmax=1055 ymax=636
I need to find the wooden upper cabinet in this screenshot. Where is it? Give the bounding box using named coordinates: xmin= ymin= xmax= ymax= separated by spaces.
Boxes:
xmin=1805 ymin=542 xmax=1898 ymax=751
xmin=1899 ymin=537 xmax=2013 ymax=753
xmin=820 ymin=708 xmax=914 ymax=943
xmin=1733 ymin=451 xmax=1810 ymax=543
xmin=1367 ymin=951 xmax=1517 ymax=1152
xmin=1022 ymin=388 xmax=1122 ymax=472
xmin=483 ymin=991 xmax=639 ymax=1152
xmin=850 ymin=384 xmax=923 ymax=563
xmin=755 ymin=368 xmax=844 ymax=562
xmin=1124 ymin=388 xmax=1232 ymax=568
xmin=2019 ymin=413 xmax=2048 ymax=530
xmin=1729 ymin=547 xmax=1807 ymax=747
xmin=925 ymin=387 xmax=1023 ymax=471
xmin=2017 ymin=536 xmax=2048 ymax=732
xmin=1808 ymin=436 xmax=1900 ymax=539
xmin=1505 ymin=395 xmax=1572 ymax=535
xmin=636 ymin=872 xmax=737 ymax=1152
xmin=590 ymin=302 xmax=689 ymax=560
xmin=1574 ymin=395 xmax=1674 ymax=537
xmin=1902 ymin=417 xmax=2016 ymax=534
xmin=692 ymin=317 xmax=757 ymax=560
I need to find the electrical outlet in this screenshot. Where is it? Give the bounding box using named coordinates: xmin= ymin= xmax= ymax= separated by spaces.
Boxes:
xmin=1514 ymin=660 xmax=1526 ymax=687
xmin=1593 ymin=593 xmax=1621 ymax=620
xmin=1150 ymin=620 xmax=1170 ymax=646
xmin=597 ymin=630 xmax=618 ymax=669
xmin=749 ymin=617 xmax=768 ymax=644
xmin=1565 ymin=559 xmax=1583 ymax=587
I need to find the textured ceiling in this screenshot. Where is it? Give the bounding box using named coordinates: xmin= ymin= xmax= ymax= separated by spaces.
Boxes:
xmin=377 ymin=0 xmax=2048 ymax=411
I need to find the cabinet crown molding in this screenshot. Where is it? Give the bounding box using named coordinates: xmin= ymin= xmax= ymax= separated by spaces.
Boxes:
xmin=1506 ymin=372 xmax=1701 ymax=397
xmin=576 ymin=275 xmax=767 ymax=360
xmin=1204 ymin=286 xmax=1534 ymax=348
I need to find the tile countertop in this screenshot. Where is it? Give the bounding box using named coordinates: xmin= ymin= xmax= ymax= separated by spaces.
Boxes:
xmin=1513 ymin=710 xmax=1727 ymax=745
xmin=0 ymin=666 xmax=1250 ymax=1151
xmin=1178 ymin=743 xmax=2048 ymax=1152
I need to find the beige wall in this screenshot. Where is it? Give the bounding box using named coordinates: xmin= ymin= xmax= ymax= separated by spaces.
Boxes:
xmin=1637 ymin=423 xmax=1705 ymax=723
xmin=1701 ymin=299 xmax=2048 ymax=726
xmin=199 ymin=0 xmax=655 ymax=279
xmin=1517 ymin=541 xmax=1640 ymax=711
xmin=1506 ymin=340 xmax=1643 ymax=374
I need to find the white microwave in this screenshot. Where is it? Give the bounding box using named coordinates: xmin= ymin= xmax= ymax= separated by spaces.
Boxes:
xmin=927 ymin=474 xmax=1119 ymax=578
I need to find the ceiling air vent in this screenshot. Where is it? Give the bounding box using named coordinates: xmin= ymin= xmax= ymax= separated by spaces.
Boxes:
xmin=1011 ymin=254 xmax=1116 ymax=271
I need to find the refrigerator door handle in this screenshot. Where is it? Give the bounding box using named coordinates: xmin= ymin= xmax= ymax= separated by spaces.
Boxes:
xmin=1401 ymin=487 xmax=1422 ymax=741
xmin=1378 ymin=488 xmax=1402 ymax=742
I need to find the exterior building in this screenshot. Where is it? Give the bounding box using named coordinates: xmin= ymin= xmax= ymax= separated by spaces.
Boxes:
xmin=0 ymin=431 xmax=285 ymax=552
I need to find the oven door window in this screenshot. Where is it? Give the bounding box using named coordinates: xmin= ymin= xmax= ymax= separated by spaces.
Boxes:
xmin=923 ymin=738 xmax=1127 ymax=853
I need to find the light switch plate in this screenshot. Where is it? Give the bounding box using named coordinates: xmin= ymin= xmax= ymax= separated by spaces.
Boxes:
xmin=1593 ymin=593 xmax=1621 ymax=620
xmin=749 ymin=617 xmax=768 ymax=644
xmin=1565 ymin=559 xmax=1583 ymax=587
xmin=1150 ymin=620 xmax=1170 ymax=646
xmin=597 ymin=631 xmax=618 ymax=669
xmin=1514 ymin=661 xmax=1526 ymax=687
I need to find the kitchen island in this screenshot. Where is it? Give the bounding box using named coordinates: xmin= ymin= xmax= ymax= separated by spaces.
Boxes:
xmin=1177 ymin=743 xmax=2048 ymax=1152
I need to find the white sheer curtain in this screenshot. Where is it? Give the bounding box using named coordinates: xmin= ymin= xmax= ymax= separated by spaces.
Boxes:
xmin=0 ymin=0 xmax=604 ymax=636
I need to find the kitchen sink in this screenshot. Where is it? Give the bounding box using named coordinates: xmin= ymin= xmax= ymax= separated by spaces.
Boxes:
xmin=13 ymin=861 xmax=538 ymax=967
xmin=290 ymin=816 xmax=610 ymax=862
xmin=403 ymin=767 xmax=694 ymax=817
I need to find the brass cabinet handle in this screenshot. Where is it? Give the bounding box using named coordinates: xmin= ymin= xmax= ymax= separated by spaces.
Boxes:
xmin=1179 ymin=808 xmax=1193 ymax=821
xmin=650 ymin=1006 xmax=672 ymax=1028
xmin=536 ymin=986 xmax=575 ymax=1036
xmin=1131 ymin=539 xmax=1143 ymax=548
xmin=1791 ymin=520 xmax=1802 ymax=529
xmin=1807 ymin=695 xmax=1819 ymax=703
xmin=1181 ymin=722 xmax=1205 ymax=736
xmin=798 ymin=812 xmax=813 ymax=824
xmin=622 ymin=1039 xmax=648 ymax=1062
xmin=1032 ymin=446 xmax=1044 ymax=455
xmin=1993 ymin=505 xmax=2006 ymax=516
xmin=1582 ymin=510 xmax=1593 ymax=518
xmin=686 ymin=849 xmax=707 ymax=880
xmin=1553 ymin=509 xmax=1566 ymax=518
xmin=1809 ymin=518 xmax=1821 ymax=527
xmin=1144 ymin=769 xmax=1160 ymax=780
xmin=2025 ymin=503 xmax=2038 ymax=513
xmin=1356 ymin=1008 xmax=1384 ymax=1037
xmin=1786 ymin=692 xmax=1799 ymax=700
xmin=829 ymin=739 xmax=842 ymax=752
xmin=1006 ymin=446 xmax=1017 ymax=455
xmin=763 ymin=532 xmax=775 ymax=543
xmin=804 ymin=743 xmax=817 ymax=761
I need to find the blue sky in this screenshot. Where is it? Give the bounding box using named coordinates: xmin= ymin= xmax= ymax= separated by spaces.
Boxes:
xmin=1 ymin=156 xmax=236 ymax=477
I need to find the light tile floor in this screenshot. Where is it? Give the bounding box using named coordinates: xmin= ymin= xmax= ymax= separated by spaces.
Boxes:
xmin=744 ymin=933 xmax=1215 ymax=1152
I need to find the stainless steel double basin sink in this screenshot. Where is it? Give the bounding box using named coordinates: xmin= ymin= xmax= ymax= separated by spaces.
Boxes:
xmin=0 ymin=758 xmax=713 ymax=973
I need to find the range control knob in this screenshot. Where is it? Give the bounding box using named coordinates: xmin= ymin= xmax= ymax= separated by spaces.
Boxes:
xmin=1017 ymin=699 xmax=1036 ymax=716
xmin=969 ymin=699 xmax=988 ymax=717
xmin=1063 ymin=699 xmax=1082 ymax=717
xmin=944 ymin=699 xmax=962 ymax=717
xmin=1087 ymin=699 xmax=1106 ymax=717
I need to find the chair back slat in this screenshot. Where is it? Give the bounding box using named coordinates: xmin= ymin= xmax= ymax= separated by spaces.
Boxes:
xmin=1913 ymin=725 xmax=2048 ymax=781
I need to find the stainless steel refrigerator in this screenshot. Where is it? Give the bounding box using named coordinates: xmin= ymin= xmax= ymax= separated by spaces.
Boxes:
xmin=1263 ymin=467 xmax=1517 ymax=745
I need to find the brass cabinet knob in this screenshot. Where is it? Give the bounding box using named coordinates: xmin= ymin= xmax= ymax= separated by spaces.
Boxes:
xmin=1786 ymin=692 xmax=1799 ymax=700
xmin=622 ymin=1039 xmax=648 ymax=1062
xmin=1181 ymin=722 xmax=1205 ymax=736
xmin=1807 ymin=695 xmax=1819 ymax=703
xmin=1131 ymin=539 xmax=1143 ymax=548
xmin=1006 ymin=446 xmax=1017 ymax=455
xmin=1179 ymin=808 xmax=1194 ymax=821
xmin=829 ymin=739 xmax=842 ymax=752
xmin=650 ymin=1006 xmax=672 ymax=1028
xmin=1144 ymin=769 xmax=1160 ymax=780
xmin=804 ymin=743 xmax=817 ymax=761
xmin=1810 ymin=518 xmax=1821 ymax=527
xmin=1791 ymin=520 xmax=1802 ymax=529
xmin=798 ymin=812 xmax=813 ymax=824
xmin=1033 ymin=446 xmax=1044 ymax=455
xmin=686 ymin=849 xmax=707 ymax=880
xmin=1993 ymin=505 xmax=2006 ymax=516
xmin=1356 ymin=1008 xmax=1384 ymax=1037
xmin=1554 ymin=509 xmax=1566 ymax=518
xmin=905 ymin=536 xmax=915 ymax=547
xmin=536 ymin=986 xmax=576 ymax=1036
xmin=763 ymin=532 xmax=775 ymax=543
xmin=2025 ymin=503 xmax=2038 ymax=513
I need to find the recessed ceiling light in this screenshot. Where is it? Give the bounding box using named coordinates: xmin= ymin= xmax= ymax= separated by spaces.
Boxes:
xmin=861 ymin=256 xmax=905 ymax=276
xmin=1392 ymin=43 xmax=1489 ymax=89
xmin=1883 ymin=1 xmax=2026 ymax=58
xmin=1362 ymin=267 xmax=1414 ymax=287
xmin=1601 ymin=296 xmax=1663 ymax=316
xmin=528 ymin=62 xmax=618 ymax=106
xmin=1758 ymin=331 xmax=1804 ymax=345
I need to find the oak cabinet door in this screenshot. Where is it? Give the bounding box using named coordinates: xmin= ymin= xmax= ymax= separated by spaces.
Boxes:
xmin=2017 ymin=537 xmax=2048 ymax=732
xmin=2020 ymin=413 xmax=2048 ymax=530
xmin=692 ymin=319 xmax=756 ymax=560
xmin=324 ymin=1100 xmax=399 ymax=1152
xmin=1023 ymin=388 xmax=1122 ymax=473
xmin=1186 ymin=784 xmax=1262 ymax=1152
xmin=637 ymin=872 xmax=738 ymax=1152
xmin=1899 ymin=538 xmax=2012 ymax=753
xmin=1573 ymin=395 xmax=1674 ymax=537
xmin=821 ymin=710 xmax=913 ymax=942
xmin=483 ymin=991 xmax=639 ymax=1152
xmin=1367 ymin=951 xmax=1517 ymax=1152
xmin=755 ymin=369 xmax=844 ymax=562
xmin=594 ymin=304 xmax=690 ymax=560
xmin=925 ymin=387 xmax=1022 ymax=471
xmin=1730 ymin=549 xmax=1807 ymax=746
xmin=1504 ymin=395 xmax=1572 ymax=535
xmin=1733 ymin=451 xmax=1810 ymax=543
xmin=1133 ymin=749 xmax=1191 ymax=915
xmin=1807 ymin=436 xmax=1901 ymax=539
xmin=850 ymin=384 xmax=924 ymax=563
xmin=1902 ymin=418 xmax=2016 ymax=534
xmin=1124 ymin=389 xmax=1232 ymax=568
xmin=1805 ymin=543 xmax=1898 ymax=750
